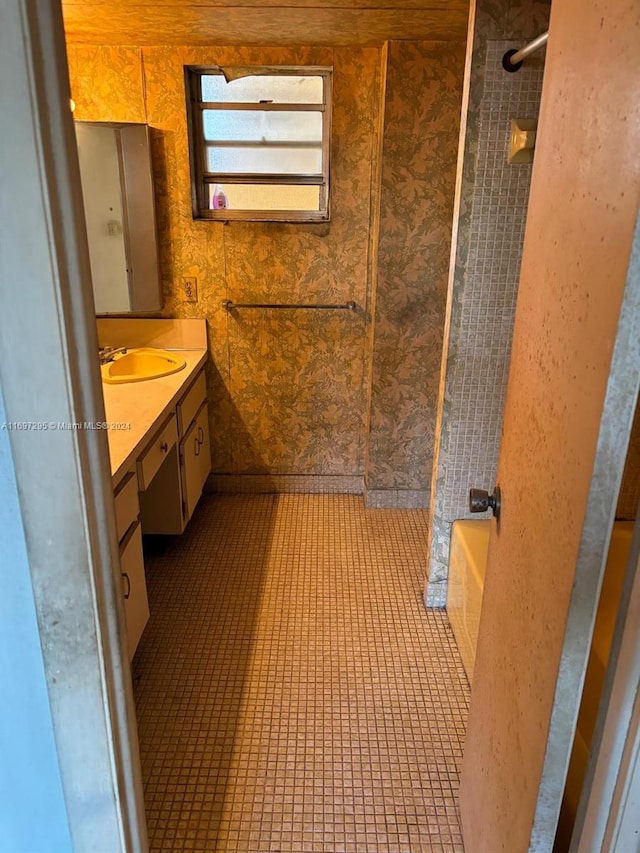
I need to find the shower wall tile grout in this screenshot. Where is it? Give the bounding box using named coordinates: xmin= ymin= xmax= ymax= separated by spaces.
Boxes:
xmin=427 ymin=17 xmax=550 ymax=606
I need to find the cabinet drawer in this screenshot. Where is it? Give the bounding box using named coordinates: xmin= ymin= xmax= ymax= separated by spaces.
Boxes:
xmin=181 ymin=402 xmax=211 ymax=522
xmin=177 ymin=370 xmax=206 ymax=436
xmin=120 ymin=521 xmax=149 ymax=661
xmin=137 ymin=414 xmax=177 ymax=490
xmin=113 ymin=471 xmax=139 ymax=542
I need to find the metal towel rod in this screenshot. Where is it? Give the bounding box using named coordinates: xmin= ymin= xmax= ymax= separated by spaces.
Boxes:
xmin=222 ymin=300 xmax=357 ymax=312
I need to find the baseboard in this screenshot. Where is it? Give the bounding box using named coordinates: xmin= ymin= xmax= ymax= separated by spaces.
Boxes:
xmin=206 ymin=474 xmax=364 ymax=494
xmin=363 ymin=488 xmax=430 ymax=509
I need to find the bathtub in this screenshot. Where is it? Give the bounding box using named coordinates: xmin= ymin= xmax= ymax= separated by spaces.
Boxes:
xmin=446 ymin=519 xmax=634 ymax=688
xmin=446 ymin=517 xmax=635 ymax=848
xmin=446 ymin=519 xmax=490 ymax=682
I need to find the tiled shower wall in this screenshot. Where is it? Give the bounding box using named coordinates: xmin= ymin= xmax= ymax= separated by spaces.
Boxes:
xmin=437 ymin=42 xmax=545 ymax=510
xmin=426 ymin=0 xmax=551 ymax=606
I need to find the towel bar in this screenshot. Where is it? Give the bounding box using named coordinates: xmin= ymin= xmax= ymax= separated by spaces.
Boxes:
xmin=222 ymin=300 xmax=356 ymax=311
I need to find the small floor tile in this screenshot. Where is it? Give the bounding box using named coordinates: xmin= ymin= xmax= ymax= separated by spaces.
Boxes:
xmin=133 ymin=494 xmax=470 ymax=852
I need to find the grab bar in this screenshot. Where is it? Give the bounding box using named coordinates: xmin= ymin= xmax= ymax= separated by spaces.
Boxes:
xmin=222 ymin=299 xmax=356 ymax=312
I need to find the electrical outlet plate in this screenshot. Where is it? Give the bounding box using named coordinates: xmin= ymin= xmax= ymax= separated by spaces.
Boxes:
xmin=182 ymin=276 xmax=198 ymax=302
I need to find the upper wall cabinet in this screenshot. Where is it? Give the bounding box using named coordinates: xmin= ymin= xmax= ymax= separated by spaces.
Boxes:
xmin=75 ymin=122 xmax=162 ymax=314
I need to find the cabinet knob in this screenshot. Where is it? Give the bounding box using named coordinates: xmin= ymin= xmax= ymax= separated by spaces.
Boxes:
xmin=122 ymin=572 xmax=131 ymax=599
xmin=160 ymin=441 xmax=168 ymax=453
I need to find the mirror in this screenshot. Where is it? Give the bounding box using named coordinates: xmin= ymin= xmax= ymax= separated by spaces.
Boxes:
xmin=75 ymin=122 xmax=162 ymax=314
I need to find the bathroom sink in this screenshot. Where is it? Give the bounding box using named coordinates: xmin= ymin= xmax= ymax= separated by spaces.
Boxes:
xmin=101 ymin=348 xmax=187 ymax=384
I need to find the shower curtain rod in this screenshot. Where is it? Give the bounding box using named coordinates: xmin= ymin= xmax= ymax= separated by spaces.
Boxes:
xmin=502 ymin=31 xmax=548 ymax=72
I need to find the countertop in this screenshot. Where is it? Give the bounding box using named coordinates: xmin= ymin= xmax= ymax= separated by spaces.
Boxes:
xmin=102 ymin=349 xmax=208 ymax=486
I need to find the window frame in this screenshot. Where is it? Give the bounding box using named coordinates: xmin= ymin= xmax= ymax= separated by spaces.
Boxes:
xmin=184 ymin=65 xmax=332 ymax=223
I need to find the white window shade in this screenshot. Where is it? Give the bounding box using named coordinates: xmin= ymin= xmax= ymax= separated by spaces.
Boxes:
xmin=186 ymin=66 xmax=331 ymax=222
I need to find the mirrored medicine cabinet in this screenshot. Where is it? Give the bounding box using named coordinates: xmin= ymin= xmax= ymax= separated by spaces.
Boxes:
xmin=75 ymin=121 xmax=163 ymax=314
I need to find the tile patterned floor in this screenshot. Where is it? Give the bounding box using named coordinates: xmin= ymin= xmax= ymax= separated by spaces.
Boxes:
xmin=133 ymin=494 xmax=470 ymax=852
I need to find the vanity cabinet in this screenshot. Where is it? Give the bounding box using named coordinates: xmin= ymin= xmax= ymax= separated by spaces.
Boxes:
xmin=114 ymin=471 xmax=149 ymax=660
xmin=139 ymin=369 xmax=211 ymax=534
xmin=137 ymin=414 xmax=178 ymax=491
xmin=181 ymin=402 xmax=212 ymax=520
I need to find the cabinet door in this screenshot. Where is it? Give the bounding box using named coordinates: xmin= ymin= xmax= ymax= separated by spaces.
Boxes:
xmin=113 ymin=471 xmax=139 ymax=541
xmin=137 ymin=414 xmax=177 ymax=490
xmin=177 ymin=370 xmax=206 ymax=437
xmin=120 ymin=521 xmax=149 ymax=661
xmin=181 ymin=402 xmax=211 ymax=522
xmin=75 ymin=122 xmax=162 ymax=313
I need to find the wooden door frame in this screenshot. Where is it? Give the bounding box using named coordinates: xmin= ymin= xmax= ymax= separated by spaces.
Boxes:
xmin=0 ymin=1 xmax=146 ymax=849
xmin=573 ymin=515 xmax=640 ymax=852
xmin=570 ymin=223 xmax=640 ymax=853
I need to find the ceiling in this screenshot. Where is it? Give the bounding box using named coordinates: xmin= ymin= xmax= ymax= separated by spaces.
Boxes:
xmin=61 ymin=0 xmax=469 ymax=46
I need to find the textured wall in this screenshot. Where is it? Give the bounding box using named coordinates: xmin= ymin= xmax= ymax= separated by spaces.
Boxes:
xmin=67 ymin=42 xmax=465 ymax=489
xmin=366 ymin=40 xmax=464 ymax=507
xmin=426 ymin=0 xmax=551 ymax=605
xmin=68 ymin=45 xmax=383 ymax=479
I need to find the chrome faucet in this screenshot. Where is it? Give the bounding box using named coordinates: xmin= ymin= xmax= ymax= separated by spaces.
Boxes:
xmin=99 ymin=346 xmax=127 ymax=365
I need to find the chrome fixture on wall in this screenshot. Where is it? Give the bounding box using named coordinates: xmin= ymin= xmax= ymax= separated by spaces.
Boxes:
xmin=502 ymin=31 xmax=549 ymax=72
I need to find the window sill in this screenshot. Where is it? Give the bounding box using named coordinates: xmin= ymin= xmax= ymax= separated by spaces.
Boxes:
xmin=192 ymin=211 xmax=330 ymax=224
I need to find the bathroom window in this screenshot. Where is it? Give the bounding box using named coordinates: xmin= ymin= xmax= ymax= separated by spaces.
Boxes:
xmin=185 ymin=66 xmax=332 ymax=222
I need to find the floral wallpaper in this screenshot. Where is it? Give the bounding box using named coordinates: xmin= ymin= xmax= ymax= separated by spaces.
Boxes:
xmin=68 ymin=44 xmax=381 ymax=476
xmin=366 ymin=41 xmax=465 ymax=494
xmin=67 ymin=40 xmax=463 ymax=486
xmin=65 ymin=45 xmax=146 ymax=123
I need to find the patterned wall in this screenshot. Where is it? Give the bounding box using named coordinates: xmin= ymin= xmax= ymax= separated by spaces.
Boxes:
xmin=366 ymin=41 xmax=464 ymax=507
xmin=426 ymin=0 xmax=551 ymax=606
xmin=68 ymin=44 xmax=383 ymax=480
xmin=67 ymin=41 xmax=464 ymax=488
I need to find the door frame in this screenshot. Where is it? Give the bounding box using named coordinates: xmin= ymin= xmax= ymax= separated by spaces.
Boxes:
xmin=573 ymin=512 xmax=640 ymax=852
xmin=0 ymin=1 xmax=146 ymax=850
xmin=570 ymin=224 xmax=640 ymax=852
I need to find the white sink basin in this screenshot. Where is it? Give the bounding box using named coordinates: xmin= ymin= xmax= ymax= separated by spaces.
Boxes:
xmin=101 ymin=348 xmax=186 ymax=384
